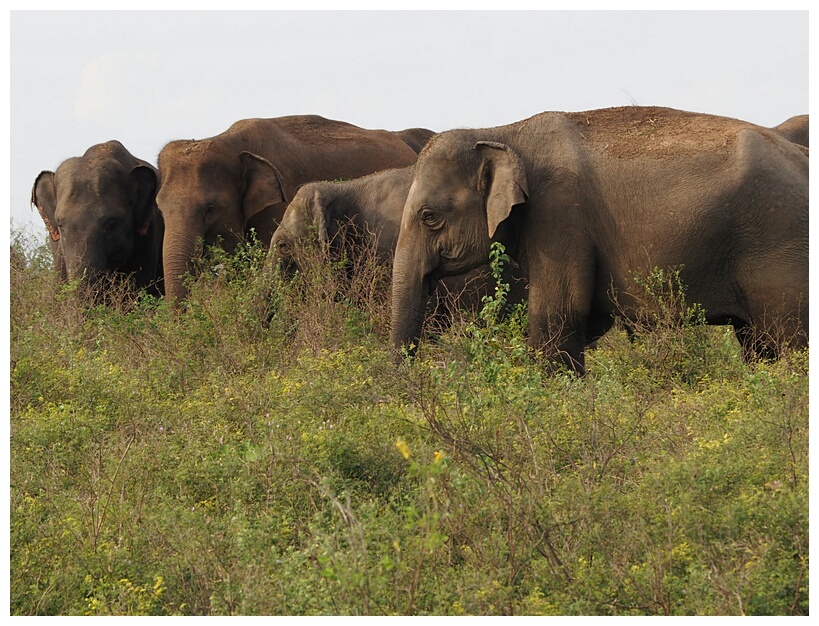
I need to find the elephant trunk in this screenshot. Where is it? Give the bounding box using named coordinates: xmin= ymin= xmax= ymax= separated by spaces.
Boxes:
xmin=390 ymin=250 xmax=433 ymax=359
xmin=64 ymin=236 xmax=109 ymax=293
xmin=163 ymin=226 xmax=202 ymax=306
xmin=66 ymin=259 xmax=99 ymax=285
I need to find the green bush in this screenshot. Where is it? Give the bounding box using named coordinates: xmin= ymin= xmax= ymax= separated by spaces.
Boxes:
xmin=10 ymin=235 xmax=808 ymax=615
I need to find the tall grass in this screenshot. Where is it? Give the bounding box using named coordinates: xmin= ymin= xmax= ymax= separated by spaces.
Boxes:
xmin=9 ymin=231 xmax=808 ymax=615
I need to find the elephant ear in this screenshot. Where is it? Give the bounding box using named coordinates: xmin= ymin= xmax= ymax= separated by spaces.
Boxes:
xmin=130 ymin=164 xmax=158 ymax=236
xmin=32 ymin=170 xmax=60 ymax=242
xmin=473 ymin=141 xmax=529 ymax=238
xmin=305 ymin=188 xmax=331 ymax=245
xmin=240 ymin=151 xmax=288 ymax=224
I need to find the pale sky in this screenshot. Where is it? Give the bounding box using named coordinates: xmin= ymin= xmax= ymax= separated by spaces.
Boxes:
xmin=7 ymin=9 xmax=811 ymax=243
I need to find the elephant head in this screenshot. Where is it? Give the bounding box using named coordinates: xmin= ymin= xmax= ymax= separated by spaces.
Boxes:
xmin=157 ymin=115 xmax=426 ymax=305
xmin=269 ymin=184 xmax=332 ymax=275
xmin=270 ymin=167 xmax=412 ymax=274
xmin=391 ymin=136 xmax=528 ymax=355
xmin=31 ymin=141 xmax=161 ymax=294
xmin=156 ymin=139 xmax=288 ymax=304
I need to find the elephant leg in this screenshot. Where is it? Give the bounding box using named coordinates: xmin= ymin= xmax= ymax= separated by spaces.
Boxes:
xmin=734 ymin=314 xmax=808 ymax=364
xmin=526 ymin=270 xmax=594 ymax=374
xmin=527 ymin=300 xmax=587 ymax=375
xmin=585 ymin=308 xmax=615 ymax=347
xmin=733 ymin=257 xmax=808 ymax=362
xmin=734 ymin=323 xmax=778 ymax=363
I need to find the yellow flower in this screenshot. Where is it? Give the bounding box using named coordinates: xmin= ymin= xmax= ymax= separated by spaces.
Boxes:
xmin=395 ymin=438 xmax=411 ymax=459
xmin=434 ymin=450 xmax=444 ymax=464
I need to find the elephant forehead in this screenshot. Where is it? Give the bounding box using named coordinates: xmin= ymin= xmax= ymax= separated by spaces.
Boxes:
xmin=58 ymin=171 xmax=127 ymax=211
xmin=275 ymin=204 xmax=306 ymax=233
xmin=157 ymin=165 xmax=236 ymax=206
xmin=417 ymin=148 xmax=476 ymax=185
xmin=286 ymin=187 xmax=312 ymax=211
xmin=160 ymin=140 xmax=236 ymax=182
xmin=160 ymin=138 xmax=215 ymax=160
xmin=407 ymin=167 xmax=475 ymax=209
xmin=55 ymin=199 xmax=130 ymax=228
xmin=161 ymin=154 xmax=232 ymax=182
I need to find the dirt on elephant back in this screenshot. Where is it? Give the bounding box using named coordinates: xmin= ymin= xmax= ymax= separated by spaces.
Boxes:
xmin=564 ymin=106 xmax=755 ymax=160
xmin=271 ymin=115 xmax=379 ymax=145
xmin=215 ymin=116 xmax=374 ymax=149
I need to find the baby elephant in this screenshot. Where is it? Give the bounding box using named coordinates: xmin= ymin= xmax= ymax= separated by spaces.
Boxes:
xmin=31 ymin=140 xmax=164 ymax=296
xmin=272 ymin=167 xmax=411 ymax=268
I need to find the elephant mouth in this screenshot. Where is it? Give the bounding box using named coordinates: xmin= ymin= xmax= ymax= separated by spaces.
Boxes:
xmin=436 ymin=249 xmax=479 ymax=280
xmin=276 ymin=256 xmax=299 ymax=279
xmin=423 ymin=271 xmax=438 ymax=297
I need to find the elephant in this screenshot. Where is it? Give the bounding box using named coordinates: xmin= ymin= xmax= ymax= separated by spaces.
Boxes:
xmin=771 ymin=114 xmax=808 ymax=148
xmin=156 ymin=114 xmax=422 ymax=304
xmin=390 ymin=106 xmax=808 ymax=374
xmin=31 ymin=140 xmax=164 ymax=296
xmin=270 ymin=166 xmax=527 ymax=324
xmin=396 ymin=128 xmax=437 ymax=154
xmin=271 ymin=166 xmax=413 ymax=267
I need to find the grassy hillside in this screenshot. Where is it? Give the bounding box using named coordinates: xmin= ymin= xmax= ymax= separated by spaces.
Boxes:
xmin=9 ymin=233 xmax=808 ymax=615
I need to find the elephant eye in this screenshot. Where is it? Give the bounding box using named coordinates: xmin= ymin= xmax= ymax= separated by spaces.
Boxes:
xmin=199 ymin=202 xmax=220 ymax=219
xmin=420 ymin=208 xmax=443 ymax=229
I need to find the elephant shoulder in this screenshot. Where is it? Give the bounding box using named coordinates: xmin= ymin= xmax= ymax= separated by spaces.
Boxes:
xmin=725 ymin=128 xmax=809 ymax=204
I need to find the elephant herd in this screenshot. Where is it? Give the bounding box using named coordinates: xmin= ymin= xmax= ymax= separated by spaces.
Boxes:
xmin=31 ymin=108 xmax=809 ymax=374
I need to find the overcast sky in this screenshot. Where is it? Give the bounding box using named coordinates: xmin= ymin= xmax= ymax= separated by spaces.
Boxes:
xmin=7 ymin=9 xmax=810 ymax=243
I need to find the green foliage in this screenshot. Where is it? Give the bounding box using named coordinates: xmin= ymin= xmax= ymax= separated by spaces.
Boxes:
xmin=613 ymin=266 xmax=720 ymax=387
xmin=10 ymin=233 xmax=808 ymax=615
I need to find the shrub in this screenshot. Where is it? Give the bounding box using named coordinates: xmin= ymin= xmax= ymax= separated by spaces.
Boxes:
xmin=10 ymin=233 xmax=808 ymax=615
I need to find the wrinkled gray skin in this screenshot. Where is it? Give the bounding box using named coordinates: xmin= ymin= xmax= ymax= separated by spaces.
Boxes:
xmin=771 ymin=114 xmax=809 ymax=148
xmin=391 ymin=106 xmax=808 ymax=374
xmin=156 ymin=115 xmax=420 ymax=304
xmin=31 ymin=140 xmax=164 ymax=296
xmin=271 ymin=166 xmax=526 ymax=320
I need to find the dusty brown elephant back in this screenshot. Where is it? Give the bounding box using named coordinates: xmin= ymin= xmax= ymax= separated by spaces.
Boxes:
xmin=156 ymin=115 xmax=421 ymax=304
xmin=391 ymin=106 xmax=808 ymax=374
xmin=395 ymin=127 xmax=437 ymax=154
xmin=30 ymin=140 xmax=164 ymax=296
xmin=770 ymin=114 xmax=808 ymax=148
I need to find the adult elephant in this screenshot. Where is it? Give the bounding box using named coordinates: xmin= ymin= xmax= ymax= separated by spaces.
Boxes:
xmin=391 ymin=106 xmax=808 ymax=374
xmin=770 ymin=114 xmax=809 ymax=148
xmin=31 ymin=140 xmax=164 ymax=296
xmin=156 ymin=115 xmax=420 ymax=304
xmin=271 ymin=166 xmax=526 ymax=320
